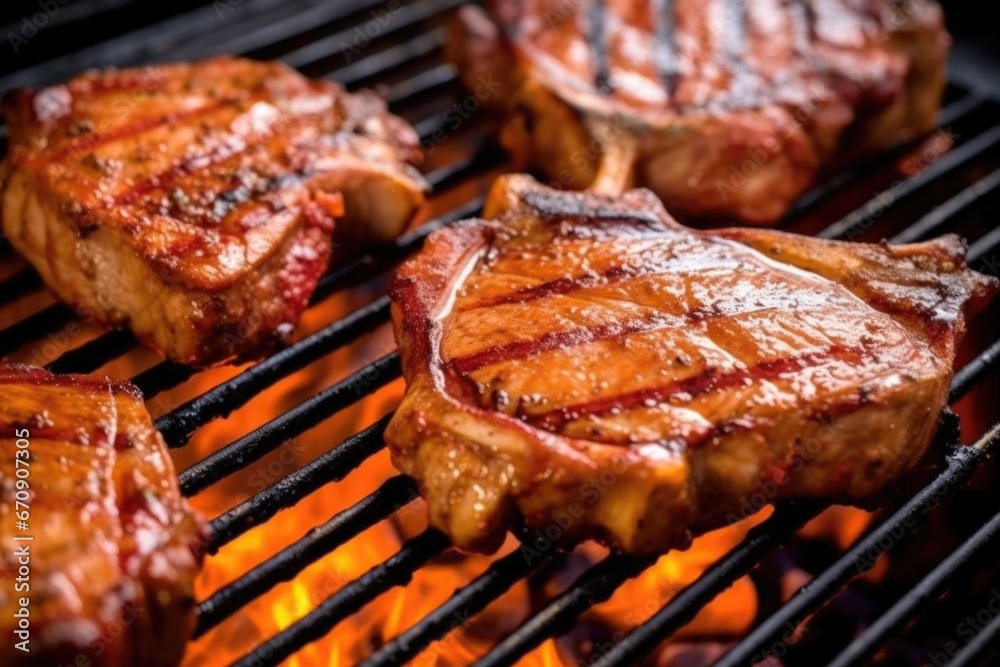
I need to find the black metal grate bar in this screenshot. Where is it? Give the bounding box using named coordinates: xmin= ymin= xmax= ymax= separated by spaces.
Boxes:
xmin=231 ymin=529 xmax=453 ymax=667
xmin=711 ymin=421 xmax=1000 ymax=667
xmin=951 ymin=339 xmax=1000 ymax=403
xmin=359 ymin=545 xmax=570 ymax=667
xmin=817 ymin=122 xmax=1000 ymax=240
xmin=206 ymin=413 xmax=393 ymax=550
xmin=470 ymin=553 xmax=657 ymax=667
xmin=586 ymin=504 xmax=824 ymax=667
xmin=826 ymin=506 xmax=1000 ymax=667
xmin=45 ymin=329 xmax=137 ymax=375
xmin=330 ymin=27 xmax=447 ymax=89
xmin=0 ymin=303 xmax=73 ymax=358
xmin=282 ymin=0 xmax=466 ymax=71
xmin=156 ymin=296 xmax=390 ymax=446
xmin=178 ymin=352 xmax=400 ymax=494
xmin=133 ymin=361 xmax=198 ymax=398
xmin=0 ymin=268 xmax=42 ymax=308
xmin=784 ymin=94 xmax=984 ymax=218
xmin=195 ymin=475 xmax=418 ymax=636
xmin=967 ymin=225 xmax=1000 ymax=265
xmin=891 ymin=166 xmax=1000 ymax=244
xmin=948 ymin=607 xmax=1000 ymax=667
xmin=381 ymin=63 xmax=458 ymax=107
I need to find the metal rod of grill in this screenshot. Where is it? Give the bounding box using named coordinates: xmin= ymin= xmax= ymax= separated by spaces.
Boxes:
xmin=826 ymin=504 xmax=1000 ymax=666
xmin=2 ymin=3 xmax=1000 ymax=666
xmin=206 ymin=413 xmax=394 ymax=550
xmin=359 ymin=546 xmax=569 ymax=667
xmin=157 ymin=296 xmax=390 ymax=445
xmin=232 ymin=529 xmax=453 ymax=667
xmin=196 ymin=475 xmax=418 ymax=636
xmin=818 ymin=122 xmax=1000 ymax=240
xmin=949 ymin=607 xmax=1000 ymax=667
xmin=179 ymin=353 xmax=400 ymax=494
xmin=711 ymin=422 xmax=1000 ymax=667
xmin=891 ymin=166 xmax=1000 ymax=244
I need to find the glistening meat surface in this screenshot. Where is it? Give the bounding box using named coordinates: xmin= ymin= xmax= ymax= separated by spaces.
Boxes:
xmin=0 ymin=364 xmax=206 ymax=667
xmin=385 ymin=175 xmax=997 ymax=554
xmin=0 ymin=56 xmax=427 ymax=366
xmin=448 ymin=0 xmax=950 ymax=224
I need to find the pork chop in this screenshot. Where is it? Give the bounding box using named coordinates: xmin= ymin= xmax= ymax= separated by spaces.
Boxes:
xmin=448 ymin=0 xmax=950 ymax=224
xmin=385 ymin=175 xmax=996 ymax=554
xmin=0 ymin=56 xmax=428 ymax=366
xmin=0 ymin=364 xmax=206 ymax=667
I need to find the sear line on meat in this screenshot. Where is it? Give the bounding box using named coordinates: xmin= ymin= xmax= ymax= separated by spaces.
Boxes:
xmin=386 ymin=175 xmax=997 ymax=555
xmin=0 ymin=56 xmax=428 ymax=366
xmin=0 ymin=364 xmax=206 ymax=667
xmin=448 ymin=0 xmax=950 ymax=225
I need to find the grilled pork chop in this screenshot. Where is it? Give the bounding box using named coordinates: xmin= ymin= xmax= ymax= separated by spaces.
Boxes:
xmin=386 ymin=175 xmax=996 ymax=554
xmin=0 ymin=56 xmax=427 ymax=366
xmin=0 ymin=364 xmax=205 ymax=667
xmin=448 ymin=0 xmax=950 ymax=224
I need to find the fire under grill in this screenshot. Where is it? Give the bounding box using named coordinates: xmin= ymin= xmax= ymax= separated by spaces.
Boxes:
xmin=2 ymin=1 xmax=1000 ymax=666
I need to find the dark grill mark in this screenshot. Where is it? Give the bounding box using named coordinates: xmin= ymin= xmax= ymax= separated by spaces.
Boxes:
xmin=720 ymin=0 xmax=757 ymax=105
xmin=588 ymin=0 xmax=612 ymax=94
xmin=523 ymin=344 xmax=867 ymax=434
xmin=39 ymin=96 xmax=243 ymax=170
xmin=459 ymin=263 xmax=656 ymax=310
xmin=116 ymin=138 xmax=266 ymax=206
xmin=790 ymin=0 xmax=816 ymax=53
xmin=520 ymin=189 xmax=668 ymax=229
xmin=448 ymin=316 xmax=668 ymax=376
xmin=653 ymin=0 xmax=681 ymax=97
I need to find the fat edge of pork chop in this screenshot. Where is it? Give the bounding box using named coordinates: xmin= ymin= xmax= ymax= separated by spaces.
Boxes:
xmin=0 ymin=364 xmax=207 ymax=667
xmin=446 ymin=1 xmax=950 ymax=225
xmin=385 ymin=175 xmax=997 ymax=555
xmin=0 ymin=56 xmax=428 ymax=367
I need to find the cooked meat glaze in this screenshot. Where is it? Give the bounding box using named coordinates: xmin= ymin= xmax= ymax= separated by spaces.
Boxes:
xmin=448 ymin=0 xmax=950 ymax=224
xmin=0 ymin=56 xmax=427 ymax=366
xmin=0 ymin=364 xmax=206 ymax=667
xmin=386 ymin=175 xmax=996 ymax=554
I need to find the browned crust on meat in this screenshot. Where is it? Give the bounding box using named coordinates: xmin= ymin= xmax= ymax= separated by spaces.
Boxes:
xmin=385 ymin=175 xmax=997 ymax=554
xmin=0 ymin=56 xmax=428 ymax=366
xmin=447 ymin=1 xmax=950 ymax=225
xmin=0 ymin=363 xmax=207 ymax=667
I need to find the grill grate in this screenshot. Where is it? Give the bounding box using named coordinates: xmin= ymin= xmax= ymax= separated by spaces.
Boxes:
xmin=2 ymin=1 xmax=1000 ymax=666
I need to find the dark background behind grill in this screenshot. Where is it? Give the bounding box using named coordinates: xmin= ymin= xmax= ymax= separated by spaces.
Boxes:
xmin=2 ymin=1 xmax=1000 ymax=666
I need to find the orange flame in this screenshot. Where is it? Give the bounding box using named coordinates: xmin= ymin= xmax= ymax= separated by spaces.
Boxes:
xmin=165 ymin=279 xmax=875 ymax=666
xmin=0 ymin=260 xmax=872 ymax=666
